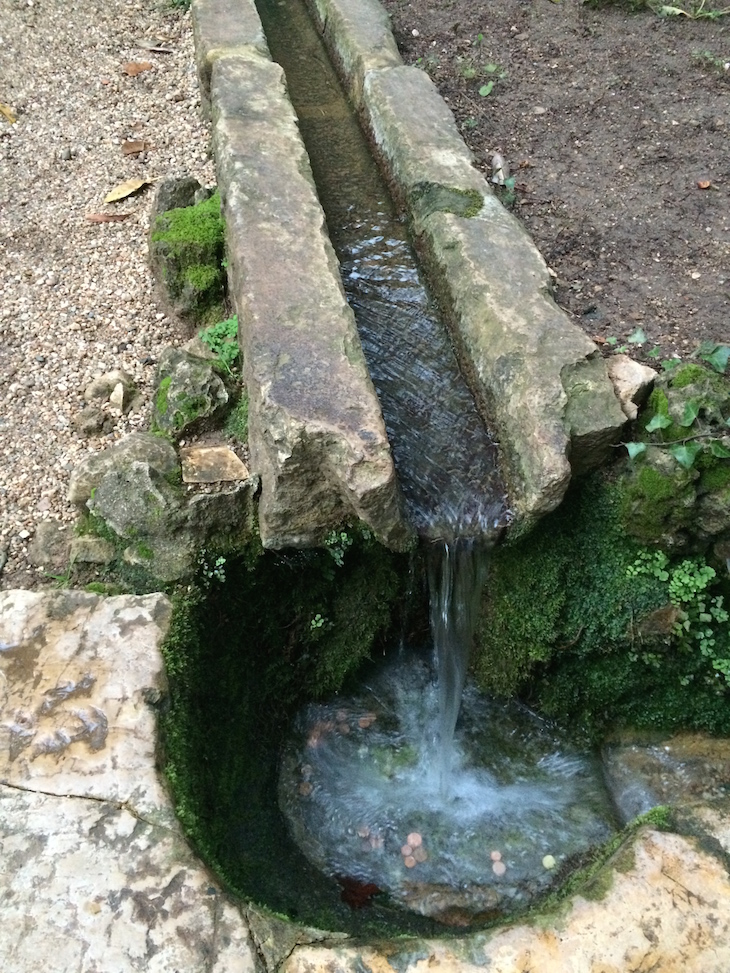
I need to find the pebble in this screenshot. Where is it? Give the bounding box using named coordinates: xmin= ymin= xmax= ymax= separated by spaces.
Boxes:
xmin=0 ymin=0 xmax=215 ymax=585
xmin=542 ymin=855 xmax=557 ymax=870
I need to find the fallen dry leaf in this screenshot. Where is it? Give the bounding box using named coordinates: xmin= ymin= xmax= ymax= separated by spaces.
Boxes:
xmin=135 ymin=38 xmax=173 ymax=53
xmin=86 ymin=213 xmax=133 ymax=223
xmin=121 ymin=61 xmax=153 ymax=77
xmin=697 ymin=180 xmax=712 ymax=190
xmin=0 ymin=102 xmax=16 ymax=124
xmin=104 ymin=178 xmax=152 ymax=203
xmin=121 ymin=139 xmax=149 ymax=156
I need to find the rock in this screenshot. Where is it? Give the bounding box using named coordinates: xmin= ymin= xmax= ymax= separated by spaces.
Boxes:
xmin=72 ymin=404 xmax=111 ymax=436
xmin=0 ymin=589 xmax=256 ymax=972
xmin=212 ymin=55 xmax=411 ymax=550
xmin=68 ymin=432 xmax=179 ymax=505
xmin=69 ymin=535 xmax=115 ymax=565
xmin=27 ymin=519 xmax=70 ymax=571
xmin=68 ymin=432 xmax=258 ymax=582
xmin=148 ymin=191 xmax=226 ymax=324
xmin=180 ymin=445 xmax=249 ymax=483
xmin=562 ymin=356 xmax=628 ymax=474
xmin=607 ymin=354 xmax=657 ymax=421
xmin=152 ymin=347 xmax=229 ymax=436
xmin=151 ymin=175 xmax=206 ymax=218
xmin=183 ymin=334 xmax=218 ymax=360
xmin=84 ymin=368 xmax=136 ymax=405
xmin=604 ymin=733 xmax=730 ymax=821
xmin=191 ymin=0 xmax=269 ymax=111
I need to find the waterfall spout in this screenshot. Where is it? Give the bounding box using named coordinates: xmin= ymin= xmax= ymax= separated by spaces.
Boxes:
xmin=428 ymin=539 xmax=489 ymax=792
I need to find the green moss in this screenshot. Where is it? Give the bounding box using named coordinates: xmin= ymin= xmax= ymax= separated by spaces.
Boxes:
xmin=224 ymin=393 xmax=249 ymax=443
xmin=156 ymin=375 xmax=172 ymax=415
xmin=620 ymin=463 xmax=696 ymax=545
xmin=150 ymin=191 xmax=226 ymax=324
xmin=410 ymin=181 xmax=483 ymax=219
xmin=670 ymin=362 xmax=728 ymax=394
xmin=475 ymin=474 xmax=730 ymax=739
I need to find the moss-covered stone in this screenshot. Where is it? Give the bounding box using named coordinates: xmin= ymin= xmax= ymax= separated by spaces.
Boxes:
xmin=152 ymin=347 xmax=229 ymax=437
xmin=149 ymin=191 xmax=226 ymax=325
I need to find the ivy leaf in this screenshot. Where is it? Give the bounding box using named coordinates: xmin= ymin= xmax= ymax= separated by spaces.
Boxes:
xmin=606 ymin=336 xmax=618 ymax=346
xmin=698 ymin=344 xmax=730 ymax=374
xmin=710 ymin=441 xmax=730 ymax=459
xmin=645 ymin=414 xmax=672 ymax=432
xmin=679 ymin=399 xmax=701 ymax=427
xmin=628 ymin=327 xmax=647 ymax=345
xmin=625 ymin=442 xmax=647 ymax=460
xmin=479 ymin=81 xmax=494 ymax=96
xmin=669 ymin=442 xmax=703 ymax=469
xmin=662 ymin=358 xmax=681 ymax=372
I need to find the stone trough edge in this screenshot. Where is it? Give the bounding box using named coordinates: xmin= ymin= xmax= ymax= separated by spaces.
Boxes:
xmin=307 ymin=0 xmax=629 ymax=525
xmin=192 ymin=0 xmax=412 ymax=551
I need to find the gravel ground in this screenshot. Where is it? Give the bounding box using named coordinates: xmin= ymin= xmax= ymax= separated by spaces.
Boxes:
xmin=0 ymin=0 xmax=215 ymax=589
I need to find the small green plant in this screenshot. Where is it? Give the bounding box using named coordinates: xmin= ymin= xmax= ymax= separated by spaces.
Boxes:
xmin=310 ymin=613 xmax=326 ymax=631
xmin=628 ymin=551 xmax=730 ymax=685
xmin=324 ymin=529 xmax=354 ymax=567
xmin=197 ymin=551 xmax=227 ymax=585
xmin=586 ymin=0 xmax=730 ymax=16
xmin=693 ymin=49 xmax=730 ymax=73
xmin=199 ymin=316 xmax=239 ymax=374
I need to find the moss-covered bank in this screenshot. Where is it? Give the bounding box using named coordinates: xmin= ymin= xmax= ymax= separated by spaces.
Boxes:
xmin=475 ymin=471 xmax=730 ymax=739
xmin=158 ymin=533 xmax=450 ymax=936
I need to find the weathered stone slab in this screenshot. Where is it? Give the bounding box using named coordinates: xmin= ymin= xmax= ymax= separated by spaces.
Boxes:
xmin=364 ymin=65 xmax=487 ymax=220
xmin=192 ymin=0 xmax=269 ymax=107
xmin=212 ymin=55 xmax=411 ymax=550
xmin=181 ymin=444 xmax=250 ymax=483
xmin=308 ymin=0 xmax=402 ymax=105
xmin=0 ymin=786 xmax=254 ymax=973
xmin=419 ymin=206 xmax=625 ymax=518
xmin=283 ymin=829 xmax=730 ymax=973
xmin=0 ymin=590 xmax=173 ymax=823
xmin=0 ymin=588 xmax=255 ymax=973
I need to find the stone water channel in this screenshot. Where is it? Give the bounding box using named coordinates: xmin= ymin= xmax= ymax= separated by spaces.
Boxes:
xmin=254 ymin=0 xmax=620 ymax=926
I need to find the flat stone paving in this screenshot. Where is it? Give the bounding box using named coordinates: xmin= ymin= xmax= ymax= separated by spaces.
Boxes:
xmin=0 ymin=590 xmax=255 ymax=973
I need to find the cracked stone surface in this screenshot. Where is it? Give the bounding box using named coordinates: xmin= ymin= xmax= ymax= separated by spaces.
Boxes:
xmin=0 ymin=589 xmax=255 ymax=973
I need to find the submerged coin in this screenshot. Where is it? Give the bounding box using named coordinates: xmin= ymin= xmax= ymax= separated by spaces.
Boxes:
xmin=413 ymin=846 xmax=428 ymax=863
xmin=401 ymin=844 xmax=413 ymax=857
xmin=492 ymin=860 xmax=507 ymax=877
xmin=406 ymin=832 xmax=422 ymax=848
xmin=404 ymin=856 xmax=417 ymax=868
xmin=298 ymin=781 xmax=313 ymax=797
xmin=490 ymin=850 xmax=502 ymax=862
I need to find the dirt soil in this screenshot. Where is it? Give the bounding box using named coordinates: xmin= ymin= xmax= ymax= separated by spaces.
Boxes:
xmin=380 ymin=0 xmax=730 ymax=364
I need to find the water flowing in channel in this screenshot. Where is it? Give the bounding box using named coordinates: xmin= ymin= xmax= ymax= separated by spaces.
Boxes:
xmin=256 ymin=0 xmax=620 ymax=920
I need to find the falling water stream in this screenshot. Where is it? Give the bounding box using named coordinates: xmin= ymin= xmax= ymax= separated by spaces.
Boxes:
xmin=256 ymin=0 xmax=620 ymax=920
